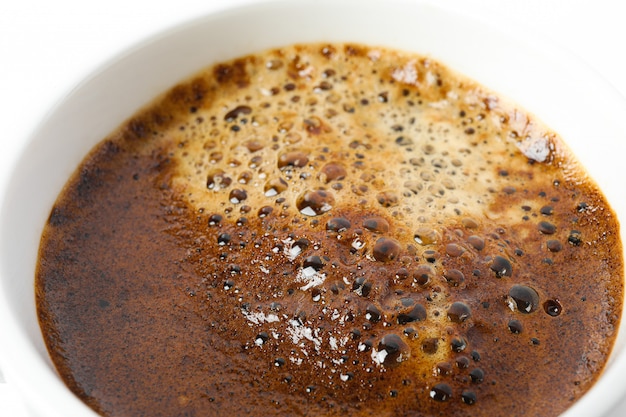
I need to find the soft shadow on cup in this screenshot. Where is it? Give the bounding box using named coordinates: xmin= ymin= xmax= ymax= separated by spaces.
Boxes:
xmin=1 ymin=1 xmax=626 ymax=416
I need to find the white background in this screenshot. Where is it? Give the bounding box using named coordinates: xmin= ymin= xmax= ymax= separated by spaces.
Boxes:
xmin=1 ymin=0 xmax=625 ymax=415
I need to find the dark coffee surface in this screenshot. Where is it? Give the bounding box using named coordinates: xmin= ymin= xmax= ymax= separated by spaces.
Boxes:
xmin=36 ymin=43 xmax=623 ymax=416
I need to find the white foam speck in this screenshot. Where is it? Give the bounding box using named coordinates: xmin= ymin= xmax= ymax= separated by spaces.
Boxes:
xmin=286 ymin=319 xmax=322 ymax=351
xmin=392 ymin=60 xmax=418 ymax=85
xmin=425 ymin=71 xmax=437 ymax=86
xmin=518 ymin=136 xmax=551 ymax=162
xmin=296 ymin=267 xmax=326 ymax=291
xmin=242 ymin=310 xmax=280 ymax=325
xmin=367 ymin=50 xmax=381 ymax=61
xmin=351 ymin=238 xmax=365 ymax=250
xmin=429 ymin=100 xmax=449 ymax=109
xmin=329 ymin=336 xmax=339 ymax=351
xmin=282 ymin=238 xmax=302 ymax=261
xmin=372 ymin=348 xmax=388 ymax=366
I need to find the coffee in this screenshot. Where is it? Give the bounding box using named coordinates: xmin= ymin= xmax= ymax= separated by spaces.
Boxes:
xmin=36 ymin=43 xmax=623 ymax=416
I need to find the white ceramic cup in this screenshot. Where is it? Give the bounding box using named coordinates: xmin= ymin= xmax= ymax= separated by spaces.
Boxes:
xmin=1 ymin=1 xmax=626 ymax=416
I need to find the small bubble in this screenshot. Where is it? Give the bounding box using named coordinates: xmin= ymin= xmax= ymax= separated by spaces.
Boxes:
xmin=397 ymin=304 xmax=427 ymax=324
xmin=278 ymin=151 xmax=309 ymax=168
xmin=363 ymin=217 xmax=390 ymax=233
xmin=568 ymin=230 xmax=582 ymax=246
xmin=400 ymin=297 xmax=414 ymax=307
xmin=266 ymin=59 xmax=283 ymax=70
xmin=340 ymin=372 xmax=354 ymax=382
xmin=244 ymin=140 xmax=264 ymax=153
xmin=404 ymin=180 xmax=423 ymax=194
xmin=209 ymin=151 xmax=223 ymax=163
xmin=303 ymin=256 xmax=325 ymax=271
xmin=294 ymin=238 xmax=310 ymax=252
xmin=508 ymin=319 xmax=523 ymax=334
xmin=208 ymin=214 xmax=223 ymax=226
xmin=304 ymin=116 xmax=327 ymax=134
xmin=319 ymin=163 xmax=347 ymax=183
xmin=490 ymin=256 xmax=512 ymax=277
xmin=258 ymin=206 xmax=273 ymax=218
xmin=461 ymin=391 xmax=477 ymax=405
xmin=224 ymin=105 xmax=252 ymax=122
xmin=285 ymin=132 xmax=302 ymax=144
xmin=238 ymin=171 xmax=253 ymax=184
xmin=423 ymin=250 xmax=439 ymax=263
xmin=538 ymin=221 xmax=557 ymax=235
xmin=469 ymin=368 xmax=484 ymax=383
xmin=462 ymin=218 xmax=479 ymax=229
xmin=450 ymin=337 xmax=467 ymax=352
xmin=422 ymin=338 xmax=439 ymax=354
xmin=297 ymin=189 xmax=335 ymax=216
xmin=395 ymin=268 xmax=409 ymax=280
xmin=543 ymin=299 xmax=563 ymax=317
xmin=223 ymin=279 xmax=235 ymax=290
xmin=351 ymin=328 xmax=362 ymax=340
xmin=467 ymin=235 xmax=485 ymax=251
xmin=414 ymin=227 xmax=439 ymax=245
xmin=546 ymin=240 xmax=562 ymax=252
xmin=430 ymin=383 xmax=452 ymax=402
xmin=376 ymin=191 xmax=400 ymax=208
xmin=377 ymin=334 xmax=410 ymax=366
xmin=443 ymin=269 xmax=465 ymax=287
xmin=274 ymin=357 xmax=286 ymax=367
xmin=255 ymin=332 xmax=269 ymax=346
xmin=412 ymin=265 xmax=434 ymax=286
xmin=445 ymin=243 xmax=466 ymax=257
xmin=264 ymin=177 xmax=288 ymax=197
xmin=507 ymin=285 xmax=540 ymax=314
xmin=447 ymin=302 xmax=471 ymax=323
xmin=366 ymin=304 xmax=382 ymax=322
xmin=503 ymin=186 xmax=516 ymax=195
xmin=207 ymin=169 xmax=232 ymax=190
xmin=403 ymin=327 xmax=418 ymax=338
xmin=217 ymin=233 xmax=231 ymax=246
xmin=352 ymin=277 xmax=372 ymax=297
xmin=456 ymin=356 xmax=470 ymax=369
xmin=436 ymin=362 xmax=453 ymax=376
xmin=326 ymin=217 xmax=351 ymax=232
xmin=229 ymin=189 xmax=248 ymax=204
xmin=372 ymin=237 xmax=402 ymax=262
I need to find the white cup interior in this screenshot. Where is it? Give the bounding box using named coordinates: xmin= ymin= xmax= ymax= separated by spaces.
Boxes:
xmin=2 ymin=1 xmax=626 ymax=416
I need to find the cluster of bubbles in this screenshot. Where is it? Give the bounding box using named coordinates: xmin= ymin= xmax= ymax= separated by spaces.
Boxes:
xmin=154 ymin=43 xmax=590 ymax=413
